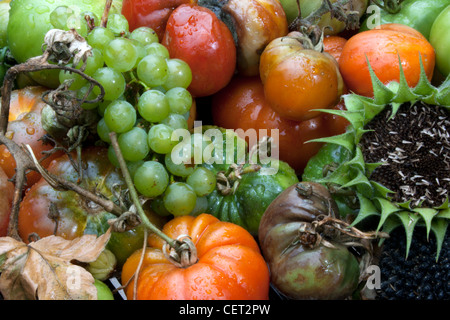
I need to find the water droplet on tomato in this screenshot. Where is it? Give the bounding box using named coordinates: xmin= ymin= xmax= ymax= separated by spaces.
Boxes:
xmin=2 ymin=149 xmax=11 ymax=158
xmin=26 ymin=127 xmax=35 ymax=135
xmin=5 ymin=130 xmax=14 ymax=139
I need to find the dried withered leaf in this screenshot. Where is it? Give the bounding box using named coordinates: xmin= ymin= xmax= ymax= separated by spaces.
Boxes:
xmin=0 ymin=228 xmax=111 ymax=300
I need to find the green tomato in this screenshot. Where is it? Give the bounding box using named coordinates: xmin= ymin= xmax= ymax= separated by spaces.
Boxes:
xmin=279 ymin=0 xmax=368 ymax=35
xmin=6 ymin=0 xmax=123 ymax=88
xmin=360 ymin=0 xmax=450 ymax=39
xmin=94 ymin=279 xmax=114 ymax=300
xmin=200 ymin=127 xmax=299 ymax=235
xmin=430 ymin=4 xmax=450 ymax=77
xmin=0 ymin=0 xmax=10 ymax=47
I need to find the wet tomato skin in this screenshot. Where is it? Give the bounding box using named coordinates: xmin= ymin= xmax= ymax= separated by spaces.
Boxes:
xmin=211 ymin=76 xmax=331 ymax=174
xmin=162 ymin=4 xmax=237 ymax=98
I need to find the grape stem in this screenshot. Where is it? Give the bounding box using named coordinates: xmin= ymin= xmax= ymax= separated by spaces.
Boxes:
xmin=108 ymin=132 xmax=178 ymax=249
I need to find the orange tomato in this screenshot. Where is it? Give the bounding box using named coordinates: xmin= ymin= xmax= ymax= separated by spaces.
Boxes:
xmin=0 ymin=166 xmax=14 ymax=236
xmin=259 ymin=31 xmax=345 ymax=121
xmin=338 ymin=23 xmax=435 ymax=97
xmin=323 ymin=35 xmax=347 ymax=63
xmin=0 ymin=86 xmax=61 ymax=188
xmin=211 ymin=76 xmax=330 ymax=175
xmin=121 ymin=213 xmax=270 ymax=300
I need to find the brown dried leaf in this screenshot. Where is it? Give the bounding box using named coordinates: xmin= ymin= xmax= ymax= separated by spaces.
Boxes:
xmin=0 ymin=228 xmax=111 ymax=300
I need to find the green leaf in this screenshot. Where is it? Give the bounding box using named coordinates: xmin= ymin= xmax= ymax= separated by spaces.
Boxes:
xmin=375 ymin=197 xmax=402 ymax=232
xmin=391 ymin=53 xmax=420 ymax=104
xmin=351 ymin=193 xmax=380 ymax=227
xmin=366 ymin=55 xmax=395 ymax=105
xmin=431 ymin=218 xmax=448 ymax=261
xmin=396 ymin=211 xmax=421 ymax=259
xmin=307 ymin=130 xmax=355 ymax=152
xmin=412 ymin=208 xmax=438 ymax=240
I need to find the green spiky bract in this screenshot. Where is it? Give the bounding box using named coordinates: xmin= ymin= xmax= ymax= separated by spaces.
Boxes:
xmin=303 ymin=57 xmax=450 ymax=261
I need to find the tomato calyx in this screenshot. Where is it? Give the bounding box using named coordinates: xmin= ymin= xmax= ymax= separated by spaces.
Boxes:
xmin=289 ymin=0 xmax=361 ymax=45
xmin=371 ymin=0 xmax=404 ymax=14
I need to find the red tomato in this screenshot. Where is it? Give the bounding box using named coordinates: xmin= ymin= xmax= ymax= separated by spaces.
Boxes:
xmin=0 ymin=166 xmax=14 ymax=236
xmin=162 ymin=4 xmax=237 ymax=97
xmin=0 ymin=86 xmax=62 ymax=188
xmin=121 ymin=0 xmax=194 ymax=41
xmin=323 ymin=35 xmax=347 ymax=63
xmin=211 ymin=76 xmax=330 ymax=174
xmin=339 ymin=23 xmax=435 ymax=97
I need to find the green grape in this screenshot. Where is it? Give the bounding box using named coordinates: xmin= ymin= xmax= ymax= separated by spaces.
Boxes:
xmin=106 ymin=13 xmax=129 ymax=36
xmin=92 ymin=67 xmax=126 ymax=101
xmin=144 ymin=43 xmax=170 ymax=59
xmin=129 ymin=27 xmax=159 ymax=46
xmin=107 ymin=144 xmax=120 ymax=168
xmin=161 ymin=113 xmax=188 ymax=130
xmin=103 ymin=100 xmax=136 ymax=133
xmin=137 ymin=54 xmax=168 ymax=87
xmin=49 ymin=6 xmax=71 ymax=30
xmin=97 ymin=100 xmax=112 ymax=117
xmin=97 ymin=118 xmax=111 ymax=143
xmin=133 ymin=161 xmax=169 ymax=198
xmin=190 ymin=196 xmax=209 ymax=216
xmin=137 ymin=90 xmax=170 ymax=123
xmin=164 ymin=152 xmax=195 ymax=178
xmin=163 ymin=182 xmax=197 ymax=216
xmin=186 ymin=167 xmax=217 ymax=197
xmin=162 ymin=58 xmax=192 ymax=90
xmin=77 ymin=84 xmax=100 ymax=110
xmin=67 ymin=13 xmax=88 ymax=37
xmin=59 ymin=49 xmax=104 ymax=90
xmin=103 ymin=38 xmax=138 ymax=73
xmin=87 ymin=27 xmax=115 ymax=51
xmin=130 ymin=39 xmax=147 ymax=68
xmin=165 ymin=87 xmax=192 ymax=115
xmin=150 ymin=196 xmax=172 ymax=217
xmin=127 ymin=160 xmax=145 ymax=180
xmin=81 ymin=11 xmax=100 ymax=27
xmin=147 ymin=124 xmax=177 ymax=154
xmin=118 ymin=127 xmax=150 ymax=162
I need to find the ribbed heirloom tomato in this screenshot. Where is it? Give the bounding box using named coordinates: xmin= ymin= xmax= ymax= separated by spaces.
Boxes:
xmin=121 ymin=214 xmax=270 ymax=300
xmin=339 ymin=23 xmax=436 ymax=97
xmin=259 ymin=31 xmax=345 ymax=121
xmin=162 ymin=4 xmax=237 ymax=97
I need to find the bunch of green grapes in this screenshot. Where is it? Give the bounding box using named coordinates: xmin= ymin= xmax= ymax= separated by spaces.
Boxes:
xmin=51 ymin=7 xmax=217 ymax=217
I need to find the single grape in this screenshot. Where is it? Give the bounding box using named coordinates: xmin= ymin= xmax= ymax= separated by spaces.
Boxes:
xmin=164 ymin=152 xmax=195 ymax=178
xmin=163 ymin=182 xmax=197 ymax=216
xmin=77 ymin=84 xmax=100 ymax=110
xmin=148 ymin=124 xmax=177 ymax=154
xmin=137 ymin=90 xmax=170 ymax=123
xmin=97 ymin=118 xmax=111 ymax=143
xmin=118 ymin=127 xmax=150 ymax=162
xmin=106 ymin=13 xmax=129 ymax=36
xmin=150 ymin=196 xmax=172 ymax=217
xmin=103 ymin=38 xmax=138 ymax=73
xmin=144 ymin=43 xmax=170 ymax=59
xmin=186 ymin=167 xmax=217 ymax=197
xmin=137 ymin=54 xmax=168 ymax=87
xmin=103 ymin=100 xmax=136 ymax=133
xmin=161 ymin=113 xmax=188 ymax=130
xmin=133 ymin=161 xmax=169 ymax=198
xmin=165 ymin=87 xmax=193 ymax=115
xmin=127 ymin=160 xmax=145 ymax=180
xmin=129 ymin=27 xmax=159 ymax=46
xmin=162 ymin=58 xmax=192 ymax=90
xmin=59 ymin=49 xmax=104 ymax=90
xmin=87 ymin=27 xmax=115 ymax=51
xmin=107 ymin=144 xmax=120 ymax=167
xmin=92 ymin=67 xmax=126 ymax=101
